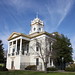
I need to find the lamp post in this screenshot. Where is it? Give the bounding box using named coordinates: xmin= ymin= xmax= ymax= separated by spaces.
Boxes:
xmin=61 ymin=57 xmax=64 ymax=70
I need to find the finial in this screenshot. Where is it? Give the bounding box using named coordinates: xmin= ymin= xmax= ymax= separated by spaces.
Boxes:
xmin=36 ymin=12 xmax=39 ymax=18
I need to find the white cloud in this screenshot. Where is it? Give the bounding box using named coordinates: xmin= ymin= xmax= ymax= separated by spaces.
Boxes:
xmin=0 ymin=22 xmax=11 ymax=49
xmin=0 ymin=23 xmax=25 ymax=50
xmin=46 ymin=0 xmax=74 ymax=32
xmin=0 ymin=32 xmax=9 ymax=50
xmin=6 ymin=0 xmax=38 ymax=12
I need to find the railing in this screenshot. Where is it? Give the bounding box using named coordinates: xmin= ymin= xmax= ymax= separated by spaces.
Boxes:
xmin=16 ymin=52 xmax=19 ymax=55
xmin=8 ymin=51 xmax=30 ymax=56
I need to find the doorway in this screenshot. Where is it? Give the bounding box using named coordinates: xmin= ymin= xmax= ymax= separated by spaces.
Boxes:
xmin=11 ymin=61 xmax=14 ymax=69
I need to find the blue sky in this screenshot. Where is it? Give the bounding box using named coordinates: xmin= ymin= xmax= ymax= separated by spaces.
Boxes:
xmin=0 ymin=0 xmax=75 ymax=59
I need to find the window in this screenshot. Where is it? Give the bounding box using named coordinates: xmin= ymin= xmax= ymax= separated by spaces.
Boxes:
xmin=13 ymin=41 xmax=16 ymax=44
xmin=12 ymin=47 xmax=15 ymax=56
xmin=34 ymin=28 xmax=36 ymax=31
xmin=12 ymin=48 xmax=15 ymax=53
xmin=39 ymin=28 xmax=41 ymax=31
xmin=36 ymin=58 xmax=39 ymax=65
xmin=36 ymin=46 xmax=39 ymax=51
xmin=10 ymin=42 xmax=12 ymax=46
xmin=50 ymin=58 xmax=52 ymax=66
xmin=27 ymin=44 xmax=29 ymax=53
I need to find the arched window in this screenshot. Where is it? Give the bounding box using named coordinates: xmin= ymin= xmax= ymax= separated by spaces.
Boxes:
xmin=39 ymin=28 xmax=41 ymax=31
xmin=34 ymin=28 xmax=36 ymax=31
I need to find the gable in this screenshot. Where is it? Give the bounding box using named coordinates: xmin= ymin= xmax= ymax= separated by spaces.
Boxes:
xmin=12 ymin=34 xmax=18 ymax=38
xmin=8 ymin=32 xmax=20 ymax=41
xmin=8 ymin=32 xmax=31 ymax=41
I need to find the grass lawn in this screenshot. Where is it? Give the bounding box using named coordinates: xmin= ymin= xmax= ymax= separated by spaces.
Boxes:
xmin=0 ymin=70 xmax=75 ymax=75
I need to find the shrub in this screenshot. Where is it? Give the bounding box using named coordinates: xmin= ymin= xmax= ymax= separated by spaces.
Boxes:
xmin=47 ymin=67 xmax=58 ymax=71
xmin=0 ymin=66 xmax=3 ymax=71
xmin=2 ymin=66 xmax=8 ymax=71
xmin=0 ymin=66 xmax=8 ymax=71
xmin=65 ymin=64 xmax=75 ymax=72
xmin=25 ymin=65 xmax=37 ymax=70
xmin=65 ymin=67 xmax=75 ymax=72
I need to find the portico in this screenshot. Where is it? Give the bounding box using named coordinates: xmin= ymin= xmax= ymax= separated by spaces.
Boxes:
xmin=7 ymin=33 xmax=30 ymax=57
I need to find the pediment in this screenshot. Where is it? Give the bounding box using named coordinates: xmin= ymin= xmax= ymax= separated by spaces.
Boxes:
xmin=12 ymin=34 xmax=18 ymax=38
xmin=8 ymin=32 xmax=21 ymax=41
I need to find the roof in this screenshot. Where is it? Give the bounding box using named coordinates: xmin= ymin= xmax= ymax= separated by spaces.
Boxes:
xmin=8 ymin=31 xmax=55 ymax=41
xmin=8 ymin=32 xmax=30 ymax=41
xmin=28 ymin=31 xmax=54 ymax=38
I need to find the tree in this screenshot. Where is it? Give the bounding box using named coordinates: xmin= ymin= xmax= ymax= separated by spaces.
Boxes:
xmin=52 ymin=32 xmax=73 ymax=69
xmin=30 ymin=37 xmax=54 ymax=72
xmin=0 ymin=40 xmax=4 ymax=63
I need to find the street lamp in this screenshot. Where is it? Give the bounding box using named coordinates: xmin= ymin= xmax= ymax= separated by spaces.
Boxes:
xmin=61 ymin=57 xmax=64 ymax=70
xmin=62 ymin=57 xmax=64 ymax=61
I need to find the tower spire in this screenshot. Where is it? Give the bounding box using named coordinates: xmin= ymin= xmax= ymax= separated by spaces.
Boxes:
xmin=36 ymin=12 xmax=38 ymax=18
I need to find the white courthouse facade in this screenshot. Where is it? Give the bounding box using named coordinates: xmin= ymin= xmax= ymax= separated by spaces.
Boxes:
xmin=6 ymin=17 xmax=55 ymax=71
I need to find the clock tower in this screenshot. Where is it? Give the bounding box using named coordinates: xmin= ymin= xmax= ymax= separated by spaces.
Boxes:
xmin=29 ymin=16 xmax=44 ymax=34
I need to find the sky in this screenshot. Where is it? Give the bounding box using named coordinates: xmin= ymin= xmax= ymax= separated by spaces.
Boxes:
xmin=0 ymin=0 xmax=75 ymax=59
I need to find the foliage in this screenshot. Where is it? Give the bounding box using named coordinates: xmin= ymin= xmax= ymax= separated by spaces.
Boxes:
xmin=47 ymin=67 xmax=58 ymax=71
xmin=25 ymin=65 xmax=37 ymax=70
xmin=65 ymin=67 xmax=75 ymax=72
xmin=0 ymin=66 xmax=8 ymax=71
xmin=65 ymin=64 xmax=75 ymax=72
xmin=0 ymin=64 xmax=4 ymax=67
xmin=0 ymin=40 xmax=4 ymax=63
xmin=52 ymin=32 xmax=73 ymax=69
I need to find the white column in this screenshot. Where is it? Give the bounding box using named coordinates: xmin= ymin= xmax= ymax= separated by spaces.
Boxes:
xmin=20 ymin=39 xmax=22 ymax=55
xmin=49 ymin=57 xmax=50 ymax=67
xmin=8 ymin=42 xmax=10 ymax=54
xmin=12 ymin=41 xmax=13 ymax=53
xmin=15 ymin=40 xmax=17 ymax=55
xmin=51 ymin=59 xmax=54 ymax=66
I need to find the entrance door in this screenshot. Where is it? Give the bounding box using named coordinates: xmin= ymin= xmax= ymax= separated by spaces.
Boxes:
xmin=11 ymin=61 xmax=14 ymax=69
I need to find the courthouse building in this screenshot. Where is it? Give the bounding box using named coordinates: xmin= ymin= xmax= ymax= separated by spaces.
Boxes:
xmin=6 ymin=17 xmax=55 ymax=71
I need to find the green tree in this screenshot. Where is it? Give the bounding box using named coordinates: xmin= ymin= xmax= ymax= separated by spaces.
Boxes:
xmin=52 ymin=32 xmax=73 ymax=69
xmin=0 ymin=40 xmax=4 ymax=63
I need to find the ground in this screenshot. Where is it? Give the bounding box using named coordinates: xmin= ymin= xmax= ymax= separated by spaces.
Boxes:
xmin=0 ymin=71 xmax=75 ymax=75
